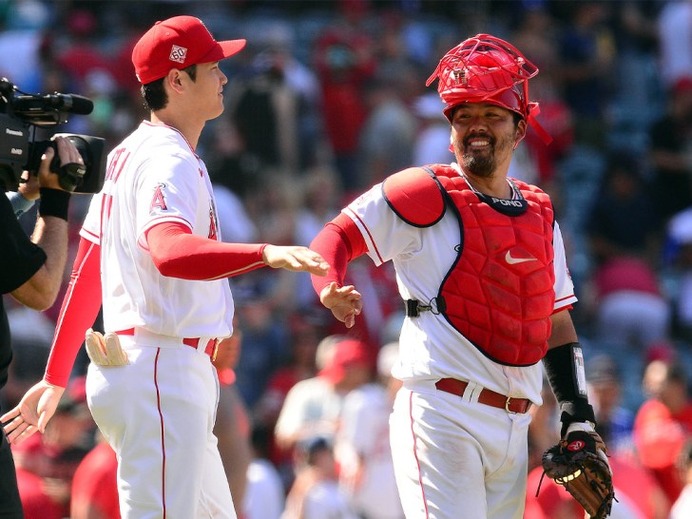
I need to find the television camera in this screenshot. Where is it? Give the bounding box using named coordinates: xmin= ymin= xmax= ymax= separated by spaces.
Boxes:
xmin=0 ymin=77 xmax=106 ymax=193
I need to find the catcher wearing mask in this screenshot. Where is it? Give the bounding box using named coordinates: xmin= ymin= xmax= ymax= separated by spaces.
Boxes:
xmin=309 ymin=34 xmax=614 ymax=519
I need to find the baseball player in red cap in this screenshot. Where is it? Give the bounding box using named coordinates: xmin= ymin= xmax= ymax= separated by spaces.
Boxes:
xmin=2 ymin=15 xmax=328 ymax=519
xmin=309 ymin=34 xmax=609 ymax=518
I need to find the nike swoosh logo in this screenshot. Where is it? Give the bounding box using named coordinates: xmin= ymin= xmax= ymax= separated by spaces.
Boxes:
xmin=505 ymin=251 xmax=537 ymax=265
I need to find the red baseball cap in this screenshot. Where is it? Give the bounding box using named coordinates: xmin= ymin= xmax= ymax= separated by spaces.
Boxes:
xmin=132 ymin=15 xmax=246 ymax=84
xmin=318 ymin=338 xmax=371 ymax=383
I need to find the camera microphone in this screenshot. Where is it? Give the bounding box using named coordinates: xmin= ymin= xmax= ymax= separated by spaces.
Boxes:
xmin=12 ymin=93 xmax=94 ymax=115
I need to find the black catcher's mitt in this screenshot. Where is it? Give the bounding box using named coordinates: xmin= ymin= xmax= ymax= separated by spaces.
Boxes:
xmin=541 ymin=430 xmax=615 ymax=519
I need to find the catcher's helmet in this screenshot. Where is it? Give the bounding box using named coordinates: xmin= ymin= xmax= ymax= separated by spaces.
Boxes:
xmin=426 ymin=34 xmax=538 ymax=122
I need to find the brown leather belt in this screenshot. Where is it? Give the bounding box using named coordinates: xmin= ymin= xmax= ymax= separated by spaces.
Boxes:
xmin=116 ymin=328 xmax=218 ymax=361
xmin=434 ymin=378 xmax=532 ymax=414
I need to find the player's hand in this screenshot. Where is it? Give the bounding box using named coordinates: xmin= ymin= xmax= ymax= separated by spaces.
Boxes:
xmin=212 ymin=335 xmax=241 ymax=371
xmin=262 ymin=244 xmax=329 ymax=276
xmin=0 ymin=380 xmax=65 ymax=444
xmin=17 ymin=170 xmax=40 ymax=201
xmin=38 ymin=136 xmax=84 ymax=192
xmin=319 ymin=281 xmax=362 ymax=328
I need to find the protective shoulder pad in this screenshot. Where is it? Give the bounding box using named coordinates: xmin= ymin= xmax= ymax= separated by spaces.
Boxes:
xmin=382 ymin=167 xmax=446 ymax=227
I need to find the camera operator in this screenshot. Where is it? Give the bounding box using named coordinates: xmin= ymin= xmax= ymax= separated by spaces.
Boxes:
xmin=0 ymin=135 xmax=83 ymax=518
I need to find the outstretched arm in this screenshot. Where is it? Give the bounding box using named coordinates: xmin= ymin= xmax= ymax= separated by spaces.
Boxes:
xmin=310 ymin=213 xmax=368 ymax=328
xmin=146 ymin=222 xmax=329 ymax=279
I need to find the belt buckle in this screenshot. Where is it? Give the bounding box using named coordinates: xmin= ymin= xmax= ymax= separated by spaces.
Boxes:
xmin=505 ymin=396 xmax=516 ymax=414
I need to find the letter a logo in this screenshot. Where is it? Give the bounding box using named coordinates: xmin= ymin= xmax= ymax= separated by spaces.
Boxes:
xmin=150 ymin=183 xmax=168 ymax=213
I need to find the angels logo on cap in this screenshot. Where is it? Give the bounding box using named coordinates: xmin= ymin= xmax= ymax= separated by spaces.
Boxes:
xmin=132 ymin=15 xmax=246 ymax=84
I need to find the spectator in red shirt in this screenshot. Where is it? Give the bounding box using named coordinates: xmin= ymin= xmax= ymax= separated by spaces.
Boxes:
xmin=70 ymin=434 xmax=120 ymax=519
xmin=313 ymin=0 xmax=376 ymax=193
xmin=15 ymin=464 xmax=65 ymax=519
xmin=55 ymin=9 xmax=114 ymax=91
xmin=633 ymin=358 xmax=692 ymax=503
xmin=588 ymin=256 xmax=670 ymax=348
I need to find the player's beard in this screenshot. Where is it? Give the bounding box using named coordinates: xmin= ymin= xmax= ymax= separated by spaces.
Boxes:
xmin=455 ymin=131 xmax=514 ymax=178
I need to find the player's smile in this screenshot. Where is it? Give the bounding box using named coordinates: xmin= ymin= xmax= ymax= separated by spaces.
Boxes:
xmin=464 ymin=134 xmax=494 ymax=152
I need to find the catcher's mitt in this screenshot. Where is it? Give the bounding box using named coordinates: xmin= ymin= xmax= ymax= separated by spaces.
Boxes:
xmin=541 ymin=430 xmax=615 ymax=519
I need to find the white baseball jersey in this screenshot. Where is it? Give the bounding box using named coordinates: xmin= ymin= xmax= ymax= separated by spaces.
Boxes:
xmin=80 ymin=121 xmax=236 ymax=518
xmin=335 ymin=383 xmax=404 ymax=519
xmin=297 ymin=481 xmax=360 ymax=519
xmin=344 ymin=166 xmax=576 ymax=406
xmin=274 ymin=376 xmax=345 ymax=445
xmin=80 ymin=121 xmax=234 ymax=338
xmin=344 ymin=164 xmax=578 ymax=519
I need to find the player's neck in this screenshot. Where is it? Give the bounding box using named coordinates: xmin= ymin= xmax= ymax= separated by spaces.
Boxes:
xmin=461 ymin=171 xmax=512 ymax=199
xmin=150 ymin=111 xmax=203 ymax=150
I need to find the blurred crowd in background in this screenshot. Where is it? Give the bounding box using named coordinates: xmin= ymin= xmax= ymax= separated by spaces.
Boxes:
xmin=2 ymin=0 xmax=692 ymax=518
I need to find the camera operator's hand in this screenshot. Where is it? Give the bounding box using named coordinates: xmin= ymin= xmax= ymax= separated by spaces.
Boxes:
xmin=38 ymin=136 xmax=84 ymax=191
xmin=17 ymin=170 xmax=40 ymax=201
xmin=8 ymin=136 xmax=82 ymax=311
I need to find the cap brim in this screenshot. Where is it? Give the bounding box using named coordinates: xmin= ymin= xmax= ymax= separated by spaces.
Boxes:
xmin=219 ymin=39 xmax=246 ymax=58
xmin=200 ymin=39 xmax=247 ymax=65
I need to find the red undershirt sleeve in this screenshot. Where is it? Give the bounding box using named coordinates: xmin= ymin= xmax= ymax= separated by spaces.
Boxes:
xmin=44 ymin=222 xmax=270 ymax=386
xmin=309 ymin=212 xmax=367 ymax=296
xmin=145 ymin=222 xmax=268 ymax=280
xmin=45 ymin=237 xmax=102 ymax=388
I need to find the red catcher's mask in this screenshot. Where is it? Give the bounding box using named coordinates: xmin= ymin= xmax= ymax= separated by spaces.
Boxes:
xmin=426 ymin=34 xmax=551 ymax=144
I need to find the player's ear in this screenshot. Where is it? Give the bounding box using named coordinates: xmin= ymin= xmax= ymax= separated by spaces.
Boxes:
xmin=166 ymin=69 xmax=185 ymax=93
xmin=513 ymin=118 xmax=527 ymax=149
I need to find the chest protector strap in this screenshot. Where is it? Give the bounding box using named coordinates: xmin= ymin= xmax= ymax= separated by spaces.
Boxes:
xmin=405 ymin=297 xmax=447 ymax=317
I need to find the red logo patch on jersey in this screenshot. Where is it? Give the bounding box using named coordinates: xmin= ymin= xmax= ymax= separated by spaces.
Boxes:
xmin=567 ymin=440 xmax=585 ymax=452
xmin=150 ymin=183 xmax=168 ymax=212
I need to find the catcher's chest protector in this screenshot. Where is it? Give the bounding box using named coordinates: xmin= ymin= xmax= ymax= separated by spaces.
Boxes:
xmin=384 ymin=165 xmax=555 ymax=365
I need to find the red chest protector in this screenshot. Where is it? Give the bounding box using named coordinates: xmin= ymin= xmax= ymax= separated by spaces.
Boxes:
xmin=383 ymin=165 xmax=555 ymax=366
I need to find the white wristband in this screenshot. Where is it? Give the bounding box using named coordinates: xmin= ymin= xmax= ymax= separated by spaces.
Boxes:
xmin=566 ymin=421 xmax=596 ymax=435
